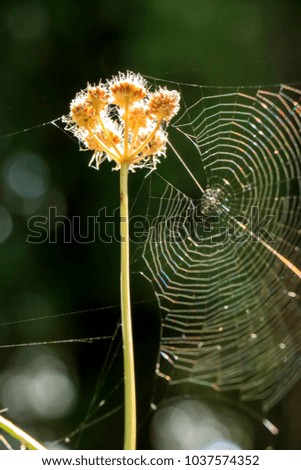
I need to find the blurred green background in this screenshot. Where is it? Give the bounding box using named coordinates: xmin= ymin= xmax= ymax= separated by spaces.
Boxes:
xmin=0 ymin=0 xmax=300 ymax=450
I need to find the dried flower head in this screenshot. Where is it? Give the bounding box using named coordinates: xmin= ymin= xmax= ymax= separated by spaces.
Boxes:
xmin=70 ymin=97 xmax=98 ymax=129
xmin=137 ymin=128 xmax=167 ymax=158
xmin=128 ymin=103 xmax=149 ymax=130
xmin=87 ymin=84 xmax=110 ymax=113
xmin=110 ymin=72 xmax=147 ymax=107
xmin=63 ymin=72 xmax=180 ymax=171
xmin=84 ymin=126 xmax=122 ymax=152
xmin=148 ymin=87 xmax=180 ymax=122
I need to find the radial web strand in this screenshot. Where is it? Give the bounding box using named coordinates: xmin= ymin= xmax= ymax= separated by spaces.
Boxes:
xmin=138 ymin=83 xmax=301 ymax=412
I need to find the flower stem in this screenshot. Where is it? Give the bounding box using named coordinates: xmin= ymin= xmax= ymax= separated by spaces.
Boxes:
xmin=120 ymin=163 xmax=136 ymax=450
xmin=0 ymin=415 xmax=46 ymax=450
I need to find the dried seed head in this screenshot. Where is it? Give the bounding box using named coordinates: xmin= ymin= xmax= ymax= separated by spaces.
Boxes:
xmin=137 ymin=128 xmax=167 ymax=157
xmin=64 ymin=72 xmax=180 ymax=171
xmin=148 ymin=87 xmax=180 ymax=122
xmin=85 ymin=129 xmax=121 ymax=151
xmin=85 ymin=119 xmax=122 ymax=151
xmin=128 ymin=104 xmax=149 ymax=130
xmin=84 ymin=132 xmax=104 ymax=152
xmin=70 ymin=98 xmax=98 ymax=129
xmin=87 ymin=84 xmax=110 ymax=113
xmin=109 ymin=71 xmax=147 ymax=107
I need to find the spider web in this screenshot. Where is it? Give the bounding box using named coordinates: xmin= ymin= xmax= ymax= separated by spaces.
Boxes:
xmin=133 ymin=82 xmax=301 ymax=413
xmin=0 ymin=80 xmax=301 ymax=448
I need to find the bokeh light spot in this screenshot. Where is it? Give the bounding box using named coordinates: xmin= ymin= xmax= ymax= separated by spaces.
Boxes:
xmin=0 ymin=349 xmax=77 ymax=422
xmin=150 ymin=398 xmax=253 ymax=449
xmin=3 ymin=151 xmax=50 ymax=200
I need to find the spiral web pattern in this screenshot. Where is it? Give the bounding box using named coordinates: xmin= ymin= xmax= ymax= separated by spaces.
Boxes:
xmin=140 ymin=84 xmax=301 ymax=412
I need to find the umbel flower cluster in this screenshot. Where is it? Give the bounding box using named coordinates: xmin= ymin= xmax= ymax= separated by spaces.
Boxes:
xmin=63 ymin=72 xmax=180 ymax=171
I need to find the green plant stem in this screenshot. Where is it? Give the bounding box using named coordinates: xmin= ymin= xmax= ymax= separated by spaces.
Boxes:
xmin=120 ymin=163 xmax=136 ymax=450
xmin=0 ymin=415 xmax=46 ymax=450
